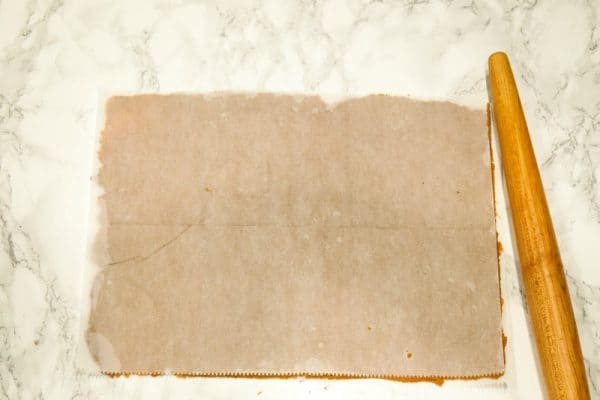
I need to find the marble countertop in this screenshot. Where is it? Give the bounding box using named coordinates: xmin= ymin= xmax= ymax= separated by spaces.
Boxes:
xmin=1 ymin=0 xmax=598 ymax=399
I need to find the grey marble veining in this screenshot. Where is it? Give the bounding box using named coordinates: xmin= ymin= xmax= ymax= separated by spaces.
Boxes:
xmin=0 ymin=0 xmax=598 ymax=399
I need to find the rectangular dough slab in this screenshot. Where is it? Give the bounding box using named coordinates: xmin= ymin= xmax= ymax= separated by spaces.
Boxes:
xmin=83 ymin=94 xmax=503 ymax=377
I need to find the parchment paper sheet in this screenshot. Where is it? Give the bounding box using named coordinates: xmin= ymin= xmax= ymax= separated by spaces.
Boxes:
xmin=83 ymin=94 xmax=503 ymax=377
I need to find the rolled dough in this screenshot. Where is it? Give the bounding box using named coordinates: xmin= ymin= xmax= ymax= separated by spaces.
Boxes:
xmin=83 ymin=94 xmax=503 ymax=378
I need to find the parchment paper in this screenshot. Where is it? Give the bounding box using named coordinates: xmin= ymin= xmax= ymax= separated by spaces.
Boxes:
xmin=83 ymin=94 xmax=503 ymax=377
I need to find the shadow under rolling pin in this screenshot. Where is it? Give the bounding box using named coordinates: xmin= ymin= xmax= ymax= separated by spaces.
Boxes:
xmin=488 ymin=52 xmax=590 ymax=400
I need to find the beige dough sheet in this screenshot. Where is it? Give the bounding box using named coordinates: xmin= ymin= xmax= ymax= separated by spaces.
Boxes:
xmin=83 ymin=93 xmax=503 ymax=378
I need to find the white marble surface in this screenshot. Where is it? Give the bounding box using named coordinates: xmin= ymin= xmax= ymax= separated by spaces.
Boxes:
xmin=1 ymin=0 xmax=599 ymax=399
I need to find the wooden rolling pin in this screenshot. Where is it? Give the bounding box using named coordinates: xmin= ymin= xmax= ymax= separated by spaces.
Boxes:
xmin=488 ymin=52 xmax=590 ymax=400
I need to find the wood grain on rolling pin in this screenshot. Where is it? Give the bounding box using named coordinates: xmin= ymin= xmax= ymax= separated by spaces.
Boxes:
xmin=488 ymin=52 xmax=590 ymax=400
